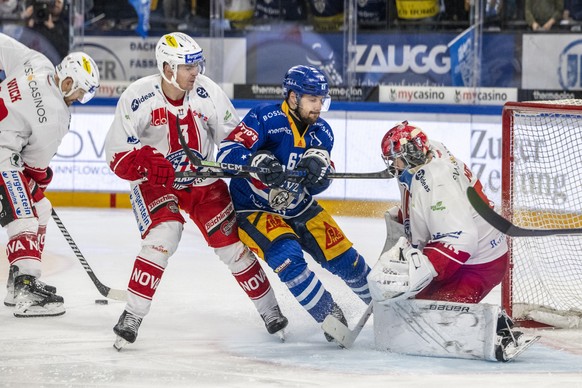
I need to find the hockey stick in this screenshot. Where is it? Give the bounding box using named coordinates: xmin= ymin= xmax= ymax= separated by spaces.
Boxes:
xmin=51 ymin=209 xmax=127 ymax=301
xmin=466 ymin=186 xmax=582 ymax=237
xmin=321 ymin=302 xmax=373 ymax=348
xmin=175 ymin=167 xmax=395 ymax=180
xmin=175 ymin=115 xmax=305 ymax=179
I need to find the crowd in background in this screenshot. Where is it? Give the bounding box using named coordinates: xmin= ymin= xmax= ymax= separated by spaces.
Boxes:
xmin=1 ymin=0 xmax=581 ymax=64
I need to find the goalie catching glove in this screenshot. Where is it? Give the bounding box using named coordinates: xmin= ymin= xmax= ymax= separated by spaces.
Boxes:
xmin=296 ymin=147 xmax=331 ymax=189
xmin=368 ymin=236 xmax=437 ymax=302
xmin=249 ymin=151 xmax=286 ymax=188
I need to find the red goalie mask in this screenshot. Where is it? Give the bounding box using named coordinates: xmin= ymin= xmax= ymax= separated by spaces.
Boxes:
xmin=381 ymin=121 xmax=429 ymax=170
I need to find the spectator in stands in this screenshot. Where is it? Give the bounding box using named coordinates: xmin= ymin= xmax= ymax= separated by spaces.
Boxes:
xmin=563 ymin=0 xmax=582 ymax=21
xmin=525 ymin=0 xmax=563 ymax=30
xmin=0 ymin=0 xmax=20 ymax=21
xmin=162 ymin=0 xmax=190 ymax=31
xmin=394 ymin=0 xmax=442 ymax=30
xmin=22 ymin=0 xmax=69 ymax=60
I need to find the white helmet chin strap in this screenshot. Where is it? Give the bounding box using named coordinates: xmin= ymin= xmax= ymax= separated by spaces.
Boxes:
xmin=161 ymin=65 xmax=185 ymax=92
xmin=58 ymin=76 xmax=76 ymax=98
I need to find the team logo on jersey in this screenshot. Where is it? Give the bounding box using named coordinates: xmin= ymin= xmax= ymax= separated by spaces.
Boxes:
xmin=150 ymin=107 xmax=168 ymax=126
xmin=131 ymin=92 xmax=155 ymax=111
xmin=265 ymin=214 xmax=292 ymax=233
xmin=432 ymin=231 xmax=462 ymax=240
xmin=127 ymin=136 xmax=139 ymax=144
xmin=230 ymin=123 xmax=259 ymax=148
xmin=324 ymin=221 xmax=345 ymax=249
xmin=196 ymin=87 xmax=208 ymax=98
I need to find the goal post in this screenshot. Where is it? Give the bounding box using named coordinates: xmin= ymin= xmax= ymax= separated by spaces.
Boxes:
xmin=502 ymin=99 xmax=582 ymax=328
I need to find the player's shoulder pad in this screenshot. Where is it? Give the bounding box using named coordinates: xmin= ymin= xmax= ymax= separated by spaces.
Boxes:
xmin=415 ymin=158 xmax=457 ymax=187
xmin=119 ymin=75 xmax=158 ymax=112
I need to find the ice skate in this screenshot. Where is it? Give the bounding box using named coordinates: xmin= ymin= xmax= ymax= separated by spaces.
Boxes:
xmin=261 ymin=305 xmax=288 ymax=341
xmin=495 ymin=328 xmax=541 ymax=362
xmin=13 ymin=274 xmax=65 ymax=317
xmin=324 ymin=303 xmax=347 ymax=347
xmin=5 ymin=266 xmax=57 ymax=307
xmin=113 ymin=310 xmax=143 ymax=351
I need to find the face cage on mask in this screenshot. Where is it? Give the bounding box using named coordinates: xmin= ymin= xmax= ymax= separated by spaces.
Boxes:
xmin=382 ymin=143 xmax=427 ymax=172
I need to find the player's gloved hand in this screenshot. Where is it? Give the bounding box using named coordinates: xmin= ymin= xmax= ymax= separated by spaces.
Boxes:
xmin=23 ymin=165 xmax=54 ymax=203
xmin=249 ymin=151 xmax=286 ymax=188
xmin=135 ymin=146 xmax=175 ymax=187
xmin=296 ymin=147 xmax=331 ymax=189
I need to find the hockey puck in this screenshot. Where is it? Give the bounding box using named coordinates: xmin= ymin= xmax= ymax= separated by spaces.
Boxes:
xmin=95 ymin=299 xmax=109 ymax=305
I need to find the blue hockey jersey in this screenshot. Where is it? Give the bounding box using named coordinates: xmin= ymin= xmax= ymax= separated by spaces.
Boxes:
xmin=217 ymin=100 xmax=334 ymax=218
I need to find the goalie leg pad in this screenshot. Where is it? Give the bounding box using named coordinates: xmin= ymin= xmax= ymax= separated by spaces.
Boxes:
xmin=373 ymin=299 xmax=501 ymax=361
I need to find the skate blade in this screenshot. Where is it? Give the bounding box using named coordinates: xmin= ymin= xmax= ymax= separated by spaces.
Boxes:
xmin=504 ymin=335 xmax=541 ymax=362
xmin=114 ymin=336 xmax=130 ymax=351
xmin=275 ymin=328 xmax=286 ymax=342
xmin=13 ymin=302 xmax=65 ymax=317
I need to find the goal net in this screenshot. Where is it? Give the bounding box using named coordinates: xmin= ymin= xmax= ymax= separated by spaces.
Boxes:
xmin=502 ymin=99 xmax=582 ymax=329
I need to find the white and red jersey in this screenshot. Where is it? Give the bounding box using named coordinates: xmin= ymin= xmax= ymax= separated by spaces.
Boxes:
xmin=397 ymin=141 xmax=507 ymax=279
xmin=105 ymin=73 xmax=240 ymax=189
xmin=0 ymin=33 xmax=70 ymax=171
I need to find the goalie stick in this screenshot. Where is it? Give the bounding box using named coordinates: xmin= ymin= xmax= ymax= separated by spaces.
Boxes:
xmin=51 ymin=209 xmax=127 ymax=301
xmin=321 ymin=302 xmax=373 ymax=348
xmin=466 ymin=186 xmax=582 ymax=237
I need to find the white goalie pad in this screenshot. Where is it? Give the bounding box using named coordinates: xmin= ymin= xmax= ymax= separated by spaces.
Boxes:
xmin=373 ymin=299 xmax=500 ymax=361
xmin=368 ymin=236 xmax=436 ymax=302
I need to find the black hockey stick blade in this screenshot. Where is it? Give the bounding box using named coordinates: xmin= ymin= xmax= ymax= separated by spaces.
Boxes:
xmin=466 ymin=186 xmax=582 ymax=237
xmin=328 ymin=167 xmax=395 ymax=179
xmin=51 ymin=210 xmax=127 ymax=301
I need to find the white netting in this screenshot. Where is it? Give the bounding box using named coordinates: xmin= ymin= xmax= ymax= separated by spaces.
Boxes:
xmin=505 ymin=99 xmax=582 ymax=327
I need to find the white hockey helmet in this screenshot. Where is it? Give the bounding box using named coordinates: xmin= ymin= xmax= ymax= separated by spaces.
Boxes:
xmin=55 ymin=52 xmax=100 ymax=104
xmin=155 ymin=32 xmax=205 ymax=89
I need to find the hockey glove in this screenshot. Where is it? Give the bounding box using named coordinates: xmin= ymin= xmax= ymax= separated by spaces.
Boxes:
xmin=23 ymin=165 xmax=53 ymax=202
xmin=368 ymin=236 xmax=436 ymax=302
xmin=134 ymin=146 xmax=175 ymax=187
xmin=249 ymin=151 xmax=286 ymax=188
xmin=296 ymin=147 xmax=331 ymax=189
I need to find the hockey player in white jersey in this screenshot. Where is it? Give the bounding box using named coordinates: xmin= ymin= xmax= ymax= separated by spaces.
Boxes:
xmin=0 ymin=33 xmax=100 ymax=317
xmin=105 ymin=32 xmax=287 ymax=350
xmin=366 ymin=121 xmax=538 ymax=361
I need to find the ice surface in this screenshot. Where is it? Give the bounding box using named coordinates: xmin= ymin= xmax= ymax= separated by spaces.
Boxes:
xmin=1 ymin=208 xmax=581 ymax=387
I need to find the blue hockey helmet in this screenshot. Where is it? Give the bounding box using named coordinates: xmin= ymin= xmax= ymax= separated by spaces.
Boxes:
xmin=282 ymin=65 xmax=331 ymax=111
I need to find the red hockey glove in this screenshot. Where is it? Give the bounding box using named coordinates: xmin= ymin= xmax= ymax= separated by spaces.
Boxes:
xmin=23 ymin=165 xmax=53 ymax=192
xmin=23 ymin=165 xmax=53 ymax=202
xmin=134 ymin=146 xmax=175 ymax=187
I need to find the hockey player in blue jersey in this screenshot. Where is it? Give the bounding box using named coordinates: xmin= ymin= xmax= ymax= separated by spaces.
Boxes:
xmin=217 ymin=65 xmax=371 ymax=342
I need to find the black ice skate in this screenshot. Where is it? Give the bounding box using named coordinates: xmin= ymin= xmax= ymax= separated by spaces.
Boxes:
xmin=5 ymin=266 xmax=57 ymax=307
xmin=13 ymin=274 xmax=65 ymax=317
xmin=261 ymin=305 xmax=288 ymax=341
xmin=495 ymin=328 xmax=541 ymax=362
xmin=113 ymin=310 xmax=143 ymax=351
xmin=324 ymin=303 xmax=347 ymax=346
